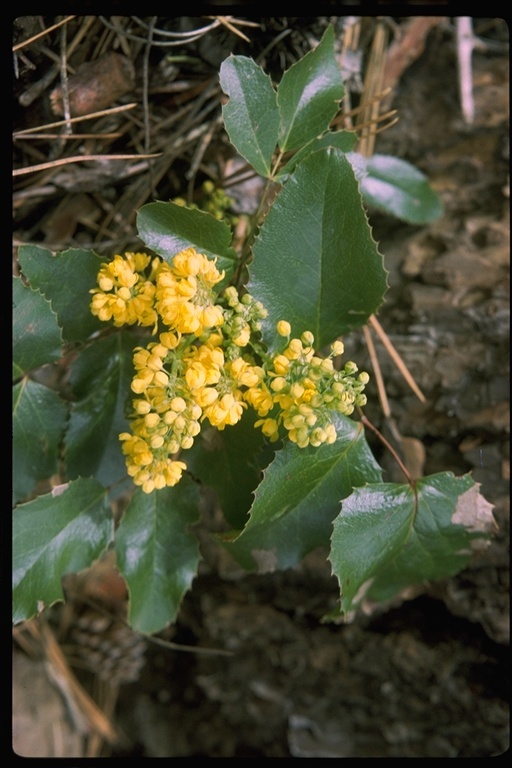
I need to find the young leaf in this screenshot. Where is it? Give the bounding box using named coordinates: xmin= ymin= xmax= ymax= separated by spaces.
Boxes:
xmin=17 ymin=245 xmax=105 ymax=342
xmin=185 ymin=409 xmax=273 ymax=529
xmin=219 ymin=54 xmax=280 ymax=178
xmin=360 ymin=154 xmax=444 ymax=224
xmin=13 ymin=478 xmax=113 ymax=624
xmin=115 ymin=478 xmax=201 ymax=634
xmin=136 ymin=201 xmax=238 ymax=285
xmin=65 ymin=331 xmax=136 ymax=488
xmin=248 ymin=147 xmax=388 ymax=350
xmin=13 ymin=379 xmax=68 ymax=505
xmin=222 ymin=414 xmax=382 ymax=572
xmin=12 ymin=276 xmax=63 ymax=379
xmin=329 ymin=473 xmax=495 ymax=618
xmin=277 ymin=25 xmax=344 ymax=153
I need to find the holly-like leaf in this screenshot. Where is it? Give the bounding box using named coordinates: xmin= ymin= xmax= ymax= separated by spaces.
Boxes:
xmin=219 ymin=55 xmax=280 ymax=178
xmin=277 ymin=25 xmax=344 ymax=153
xmin=329 ymin=473 xmax=495 ymax=618
xmin=65 ymin=331 xmax=136 ymax=488
xmin=17 ymin=245 xmax=105 ymax=342
xmin=222 ymin=414 xmax=382 ymax=572
xmin=115 ymin=478 xmax=201 ymax=634
xmin=360 ymin=154 xmax=444 ymax=224
xmin=13 ymin=478 xmax=113 ymax=624
xmin=248 ymin=147 xmax=388 ymax=351
xmin=185 ymin=409 xmax=273 ymax=529
xmin=13 ymin=379 xmax=68 ymax=505
xmin=12 ymin=276 xmax=63 ymax=379
xmin=136 ymin=201 xmax=238 ymax=286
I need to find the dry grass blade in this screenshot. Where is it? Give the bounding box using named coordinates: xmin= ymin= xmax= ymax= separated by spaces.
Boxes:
xmin=347 ymin=21 xmax=426 ymax=412
xmin=13 ymin=103 xmax=138 ymax=136
xmin=13 ymin=153 xmax=162 ymax=177
xmin=13 ymin=16 xmax=77 ymax=52
xmin=369 ymin=315 xmax=426 ymax=403
xmin=362 ymin=323 xmax=391 ymax=419
xmin=14 ymin=617 xmax=120 ymax=745
xmin=213 ymin=16 xmax=260 ymax=44
xmin=357 ymin=21 xmax=389 ymax=157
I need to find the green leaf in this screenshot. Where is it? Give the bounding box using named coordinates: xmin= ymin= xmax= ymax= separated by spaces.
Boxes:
xmin=12 ymin=379 xmax=68 ymax=505
xmin=12 ymin=276 xmax=63 ymax=379
xmin=13 ymin=478 xmax=113 ymax=623
xmin=277 ymin=25 xmax=344 ymax=153
xmin=248 ymin=147 xmax=388 ymax=350
xmin=277 ymin=129 xmax=357 ymax=179
xmin=222 ymin=414 xmax=382 ymax=572
xmin=360 ymin=154 xmax=444 ymax=224
xmin=136 ymin=201 xmax=238 ymax=286
xmin=219 ymin=55 xmax=280 ymax=178
xmin=185 ymin=409 xmax=273 ymax=529
xmin=17 ymin=245 xmax=105 ymax=342
xmin=65 ymin=332 xmax=136 ymax=488
xmin=330 ymin=473 xmax=495 ymax=618
xmin=115 ymin=478 xmax=201 ymax=634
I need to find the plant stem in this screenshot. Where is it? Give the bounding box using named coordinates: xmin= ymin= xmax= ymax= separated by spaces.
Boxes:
xmin=359 ymin=410 xmax=415 ymax=487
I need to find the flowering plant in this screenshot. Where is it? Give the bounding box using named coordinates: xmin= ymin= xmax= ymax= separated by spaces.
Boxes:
xmin=13 ymin=26 xmax=494 ymax=633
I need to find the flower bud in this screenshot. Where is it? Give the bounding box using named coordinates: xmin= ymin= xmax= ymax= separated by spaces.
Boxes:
xmin=277 ymin=320 xmax=291 ymax=337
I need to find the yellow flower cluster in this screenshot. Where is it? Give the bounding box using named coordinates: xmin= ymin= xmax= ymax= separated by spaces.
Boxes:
xmin=90 ymin=248 xmax=369 ymax=493
xmin=90 ymin=252 xmax=159 ymax=328
xmin=247 ymin=328 xmax=369 ymax=448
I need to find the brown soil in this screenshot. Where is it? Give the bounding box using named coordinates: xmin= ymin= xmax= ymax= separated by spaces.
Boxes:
xmin=12 ymin=16 xmax=509 ymax=758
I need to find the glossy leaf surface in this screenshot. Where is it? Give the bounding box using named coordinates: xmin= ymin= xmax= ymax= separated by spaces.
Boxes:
xmin=249 ymin=147 xmax=388 ymax=350
xmin=13 ymin=478 xmax=112 ymax=623
xmin=115 ymin=478 xmax=201 ymax=634
xmin=330 ymin=473 xmax=495 ymax=617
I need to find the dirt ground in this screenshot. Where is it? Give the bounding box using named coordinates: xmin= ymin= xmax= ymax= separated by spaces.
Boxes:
xmin=12 ymin=16 xmax=509 ymax=758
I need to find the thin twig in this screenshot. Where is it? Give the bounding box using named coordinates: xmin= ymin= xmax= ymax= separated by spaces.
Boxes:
xmin=14 ymin=103 xmax=138 ymax=136
xmin=215 ymin=16 xmax=253 ymax=44
xmin=13 ymin=153 xmax=162 ymax=177
xmin=359 ymin=412 xmax=415 ymax=486
xmin=456 ymin=17 xmax=476 ymax=125
xmin=369 ymin=315 xmax=426 ymax=403
xmin=357 ymin=21 xmax=389 ymax=157
xmin=59 ymin=24 xmax=72 ymax=136
xmin=362 ymin=324 xmax=391 ymax=419
xmin=142 ymin=16 xmax=157 ymax=193
xmin=13 ymin=16 xmax=77 ymax=52
xmin=15 ymin=133 xmax=124 ymax=141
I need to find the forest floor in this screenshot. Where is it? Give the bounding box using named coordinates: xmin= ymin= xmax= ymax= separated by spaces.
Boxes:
xmin=12 ymin=15 xmax=509 ymax=758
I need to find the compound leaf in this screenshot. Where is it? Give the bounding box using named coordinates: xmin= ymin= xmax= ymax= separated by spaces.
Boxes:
xmin=277 ymin=25 xmax=344 ymax=153
xmin=17 ymin=245 xmax=104 ymax=342
xmin=12 ymin=379 xmax=68 ymax=505
xmin=12 ymin=276 xmax=63 ymax=379
xmin=13 ymin=478 xmax=112 ymax=623
xmin=330 ymin=473 xmax=495 ymax=618
xmin=115 ymin=478 xmax=201 ymax=634
xmin=360 ymin=154 xmax=444 ymax=224
xmin=223 ymin=414 xmax=382 ymax=571
xmin=185 ymin=408 xmax=272 ymax=530
xmin=219 ymin=54 xmax=280 ymax=178
xmin=65 ymin=331 xmax=136 ymax=488
xmin=249 ymin=147 xmax=388 ymax=351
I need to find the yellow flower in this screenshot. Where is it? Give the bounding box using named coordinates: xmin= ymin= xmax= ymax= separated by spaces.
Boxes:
xmin=254 ymin=417 xmax=280 ymax=441
xmin=203 ymin=392 xmax=246 ymax=429
xmin=155 ymin=248 xmax=225 ymax=335
xmin=90 ymin=252 xmax=158 ymax=328
xmin=243 ymin=383 xmax=274 ymax=416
